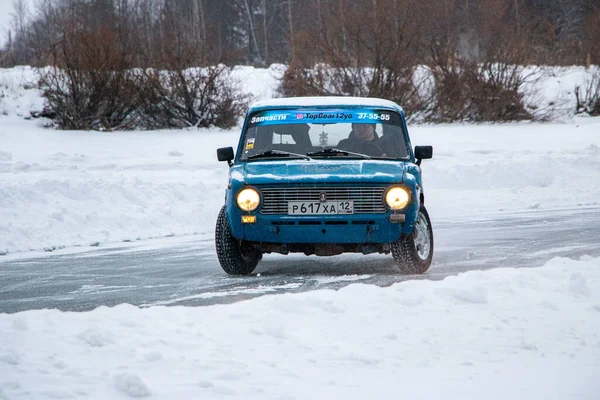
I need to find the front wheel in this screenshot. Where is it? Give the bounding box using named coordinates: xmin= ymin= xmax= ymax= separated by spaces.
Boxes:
xmin=391 ymin=206 xmax=434 ymax=274
xmin=215 ymin=206 xmax=261 ymax=275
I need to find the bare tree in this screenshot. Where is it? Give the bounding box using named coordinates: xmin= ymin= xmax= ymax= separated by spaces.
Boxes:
xmin=9 ymin=0 xmax=30 ymax=64
xmin=38 ymin=20 xmax=142 ymax=130
xmin=423 ymin=0 xmax=547 ymax=122
xmin=282 ymin=0 xmax=428 ymax=118
xmin=241 ymin=0 xmax=262 ymax=64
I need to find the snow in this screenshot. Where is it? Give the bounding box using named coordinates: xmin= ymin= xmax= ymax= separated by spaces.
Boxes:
xmin=1 ymin=256 xmax=599 ymax=399
xmin=0 ymin=123 xmax=234 ymax=253
xmin=0 ymin=66 xmax=44 ymax=118
xmin=232 ymin=64 xmax=285 ymax=101
xmin=414 ymin=119 xmax=600 ymax=219
xmin=533 ymin=65 xmax=600 ymax=121
xmin=1 ymin=65 xmax=600 ymax=398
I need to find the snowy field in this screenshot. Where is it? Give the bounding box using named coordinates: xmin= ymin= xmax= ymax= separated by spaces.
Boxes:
xmin=1 ymin=66 xmax=600 ymax=398
xmin=1 ymin=256 xmax=599 ymax=399
xmin=2 ymin=115 xmax=600 ymax=255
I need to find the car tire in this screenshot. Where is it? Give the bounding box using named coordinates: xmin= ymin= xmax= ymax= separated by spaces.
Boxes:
xmin=391 ymin=206 xmax=434 ymax=274
xmin=215 ymin=206 xmax=261 ymax=275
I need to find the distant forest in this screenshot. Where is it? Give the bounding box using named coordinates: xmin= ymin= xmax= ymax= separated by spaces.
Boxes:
xmin=1 ymin=0 xmax=599 ymax=129
xmin=1 ymin=0 xmax=599 ymax=68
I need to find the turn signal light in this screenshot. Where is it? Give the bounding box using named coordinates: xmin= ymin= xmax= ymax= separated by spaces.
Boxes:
xmin=241 ymin=215 xmax=257 ymax=224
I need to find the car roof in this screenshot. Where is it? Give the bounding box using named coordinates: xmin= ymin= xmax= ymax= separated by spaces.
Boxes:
xmin=248 ymin=96 xmax=404 ymax=113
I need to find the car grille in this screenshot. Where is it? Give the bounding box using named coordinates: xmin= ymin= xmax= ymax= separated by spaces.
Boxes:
xmin=258 ymin=185 xmax=388 ymax=215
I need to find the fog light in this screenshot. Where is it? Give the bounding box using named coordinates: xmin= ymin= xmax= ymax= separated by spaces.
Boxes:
xmin=241 ymin=215 xmax=256 ymax=224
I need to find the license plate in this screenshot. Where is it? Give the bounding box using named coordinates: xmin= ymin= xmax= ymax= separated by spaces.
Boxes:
xmin=288 ymin=201 xmax=354 ymax=215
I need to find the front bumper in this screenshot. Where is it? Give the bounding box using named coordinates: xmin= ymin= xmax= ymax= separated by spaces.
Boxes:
xmin=229 ymin=210 xmax=415 ymax=244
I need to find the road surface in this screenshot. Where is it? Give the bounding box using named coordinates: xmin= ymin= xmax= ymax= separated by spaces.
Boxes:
xmin=1 ymin=207 xmax=599 ymax=313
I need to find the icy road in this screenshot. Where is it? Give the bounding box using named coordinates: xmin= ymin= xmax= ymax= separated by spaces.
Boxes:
xmin=1 ymin=206 xmax=599 ymax=314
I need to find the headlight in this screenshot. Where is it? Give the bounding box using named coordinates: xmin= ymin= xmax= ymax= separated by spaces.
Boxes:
xmin=385 ymin=186 xmax=410 ymax=210
xmin=236 ymin=187 xmax=261 ymax=212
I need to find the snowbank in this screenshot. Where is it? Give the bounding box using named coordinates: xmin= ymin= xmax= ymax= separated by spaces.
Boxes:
xmin=0 ymin=66 xmax=45 ymax=118
xmin=411 ymin=119 xmax=600 ymax=218
xmin=2 ymin=116 xmax=599 ymax=254
xmin=0 ymin=126 xmax=236 ymax=252
xmin=1 ymin=255 xmax=598 ymax=399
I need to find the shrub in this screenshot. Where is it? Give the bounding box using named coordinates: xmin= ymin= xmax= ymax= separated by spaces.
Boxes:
xmin=427 ymin=61 xmax=535 ymax=122
xmin=39 ymin=67 xmax=142 ymax=130
xmin=37 ymin=12 xmax=249 ymax=131
xmin=279 ymin=63 xmax=329 ymax=98
xmin=575 ymin=68 xmax=600 ymax=116
xmin=279 ymin=63 xmax=427 ymax=121
xmin=37 ymin=27 xmax=142 ymax=131
xmin=139 ymin=65 xmax=249 ymax=130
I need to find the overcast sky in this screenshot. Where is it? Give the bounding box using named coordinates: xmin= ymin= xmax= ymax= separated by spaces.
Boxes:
xmin=0 ymin=0 xmax=34 ymax=46
xmin=0 ymin=0 xmax=15 ymax=40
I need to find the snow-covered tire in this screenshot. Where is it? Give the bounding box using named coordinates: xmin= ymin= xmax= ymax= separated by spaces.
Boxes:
xmin=391 ymin=206 xmax=434 ymax=274
xmin=215 ymin=206 xmax=261 ymax=275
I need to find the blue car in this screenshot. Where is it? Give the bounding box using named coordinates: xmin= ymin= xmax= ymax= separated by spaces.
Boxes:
xmin=215 ymin=97 xmax=433 ymax=275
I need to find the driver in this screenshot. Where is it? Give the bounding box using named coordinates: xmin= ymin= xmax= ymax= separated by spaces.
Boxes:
xmin=337 ymin=123 xmax=386 ymax=156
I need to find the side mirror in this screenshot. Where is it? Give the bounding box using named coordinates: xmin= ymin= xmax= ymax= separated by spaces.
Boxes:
xmin=217 ymin=147 xmax=234 ymax=166
xmin=414 ymin=146 xmax=433 ymax=166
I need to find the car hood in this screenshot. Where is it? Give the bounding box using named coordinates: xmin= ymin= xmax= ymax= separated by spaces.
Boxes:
xmin=232 ymin=160 xmax=406 ymax=185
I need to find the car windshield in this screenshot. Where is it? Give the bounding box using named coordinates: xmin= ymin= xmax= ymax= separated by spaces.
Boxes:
xmin=239 ymin=108 xmax=410 ymax=161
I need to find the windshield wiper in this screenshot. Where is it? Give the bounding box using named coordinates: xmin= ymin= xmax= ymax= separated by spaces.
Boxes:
xmin=247 ymin=150 xmax=312 ymax=161
xmin=306 ymin=148 xmax=371 ymax=159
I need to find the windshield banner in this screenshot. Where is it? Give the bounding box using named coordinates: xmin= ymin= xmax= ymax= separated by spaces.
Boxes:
xmin=247 ymin=108 xmax=398 ymax=126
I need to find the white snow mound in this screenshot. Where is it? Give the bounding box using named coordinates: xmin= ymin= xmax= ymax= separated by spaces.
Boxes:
xmin=0 ymin=256 xmax=599 ymax=399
